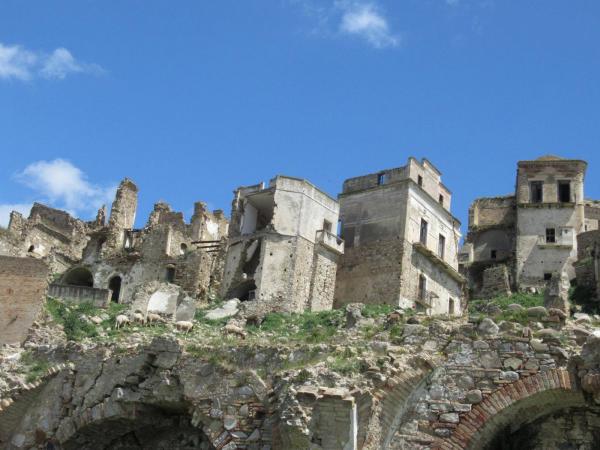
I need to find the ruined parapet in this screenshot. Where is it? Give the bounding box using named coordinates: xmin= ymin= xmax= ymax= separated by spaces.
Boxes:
xmin=574 ymin=230 xmax=600 ymax=301
xmin=191 ymin=202 xmax=228 ymax=241
xmin=108 ymin=178 xmax=138 ymax=230
xmin=7 ymin=211 xmax=25 ymax=235
xmin=479 ymin=264 xmax=512 ymax=299
xmin=95 ymin=205 xmax=107 ymax=227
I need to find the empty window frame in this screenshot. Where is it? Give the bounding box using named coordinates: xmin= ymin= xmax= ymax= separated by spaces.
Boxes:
xmin=418 ymin=175 xmax=423 ymax=187
xmin=530 ymin=181 xmax=543 ymax=203
xmin=420 ymin=219 xmax=428 ymax=245
xmin=448 ymin=298 xmax=455 ymax=316
xmin=438 ymin=234 xmax=445 ymax=259
xmin=491 ymin=249 xmax=497 ymax=260
xmin=546 ymin=228 xmax=556 ymax=244
xmin=377 ymin=172 xmax=386 ymax=186
xmin=544 ymin=273 xmax=553 ymax=281
xmin=439 ymin=194 xmax=444 ymax=205
xmin=323 ymin=220 xmax=332 ymax=232
xmin=558 ymin=181 xmax=571 ymax=203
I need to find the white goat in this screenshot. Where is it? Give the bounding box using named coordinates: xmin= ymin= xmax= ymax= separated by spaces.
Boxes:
xmin=175 ymin=321 xmax=194 ymax=334
xmin=115 ymin=314 xmax=130 ymax=329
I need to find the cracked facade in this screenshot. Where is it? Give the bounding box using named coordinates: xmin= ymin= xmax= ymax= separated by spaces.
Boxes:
xmin=462 ymin=155 xmax=600 ymax=299
xmin=334 ymin=158 xmax=465 ymax=316
xmin=221 ymin=176 xmax=344 ymax=313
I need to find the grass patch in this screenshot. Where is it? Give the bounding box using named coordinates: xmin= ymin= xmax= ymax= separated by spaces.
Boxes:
xmin=46 ymin=297 xmax=100 ymax=341
xmin=469 ymin=292 xmax=544 ymax=315
xmin=20 ymin=351 xmax=50 ymax=383
xmin=327 ymin=354 xmax=365 ymax=376
xmin=247 ymin=310 xmax=345 ymax=344
xmin=361 ymin=304 xmax=394 ymax=318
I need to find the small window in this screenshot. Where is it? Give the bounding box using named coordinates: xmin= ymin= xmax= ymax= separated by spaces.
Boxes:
xmin=546 ymin=228 xmax=556 ymax=244
xmin=377 ymin=173 xmax=386 ymax=186
xmin=418 ymin=175 xmax=423 ymax=187
xmin=438 ymin=234 xmax=445 ymax=259
xmin=530 ymin=181 xmax=543 ymax=203
xmin=420 ymin=219 xmax=428 ymax=245
xmin=490 ymin=249 xmax=497 ymax=260
xmin=448 ymin=298 xmax=455 ymax=316
xmin=418 ymin=274 xmax=427 ymax=300
xmin=180 ymin=243 xmax=187 ymax=255
xmin=439 ymin=194 xmax=444 ymax=205
xmin=558 ymin=181 xmax=571 ymax=203
xmin=544 ymin=273 xmax=552 ymax=281
xmin=323 ymin=220 xmax=332 ymax=232
xmin=27 ymin=245 xmax=35 ymax=253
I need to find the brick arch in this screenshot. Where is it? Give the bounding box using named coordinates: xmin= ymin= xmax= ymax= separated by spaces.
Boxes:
xmin=439 ymin=368 xmax=586 ymax=450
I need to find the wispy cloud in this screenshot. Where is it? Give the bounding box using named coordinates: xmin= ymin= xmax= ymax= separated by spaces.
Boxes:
xmin=0 ymin=159 xmax=116 ymax=227
xmin=291 ymin=1 xmax=400 ymax=49
xmin=0 ymin=42 xmax=103 ymax=81
xmin=337 ymin=2 xmax=399 ymax=48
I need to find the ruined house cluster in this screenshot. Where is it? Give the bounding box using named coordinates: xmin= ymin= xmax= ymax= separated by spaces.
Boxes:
xmin=1 ymin=154 xmax=599 ymax=344
xmin=460 ymin=155 xmax=600 ymax=302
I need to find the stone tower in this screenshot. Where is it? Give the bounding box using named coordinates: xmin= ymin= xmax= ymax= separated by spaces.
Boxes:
xmin=107 ymin=178 xmax=138 ymax=250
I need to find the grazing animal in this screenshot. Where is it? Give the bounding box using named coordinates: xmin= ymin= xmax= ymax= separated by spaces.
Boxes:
xmin=175 ymin=320 xmax=194 ymax=333
xmin=131 ymin=312 xmax=146 ymax=326
xmin=224 ymin=323 xmax=247 ymax=339
xmin=146 ymin=312 xmax=166 ymax=326
xmin=115 ymin=314 xmax=130 ymax=329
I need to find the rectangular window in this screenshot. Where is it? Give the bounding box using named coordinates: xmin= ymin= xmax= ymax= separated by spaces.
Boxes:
xmin=377 ymin=173 xmax=386 ymax=185
xmin=558 ymin=181 xmax=571 ymax=202
xmin=420 ymin=219 xmax=428 ymax=245
xmin=418 ymin=175 xmax=423 ymax=187
xmin=491 ymin=249 xmax=497 ymax=259
xmin=438 ymin=234 xmax=445 ymax=259
xmin=418 ymin=274 xmax=427 ymax=300
xmin=530 ymin=181 xmax=543 ymax=203
xmin=439 ymin=194 xmax=444 ymax=205
xmin=544 ymin=273 xmax=552 ymax=281
xmin=323 ymin=220 xmax=332 ymax=232
xmin=546 ymin=228 xmax=556 ymax=243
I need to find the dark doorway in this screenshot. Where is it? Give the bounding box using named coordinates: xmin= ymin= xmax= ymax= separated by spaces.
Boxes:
xmin=166 ymin=267 xmax=176 ymax=283
xmin=109 ymin=276 xmax=122 ymax=303
xmin=63 ymin=267 xmax=94 ymax=287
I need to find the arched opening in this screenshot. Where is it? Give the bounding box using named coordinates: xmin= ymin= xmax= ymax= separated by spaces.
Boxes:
xmin=227 ymin=280 xmax=257 ymax=301
xmin=108 ymin=276 xmax=122 ymax=303
xmin=180 ymin=243 xmax=188 ymax=255
xmin=27 ymin=245 xmax=35 ymax=253
xmin=62 ymin=267 xmax=94 ymax=287
xmin=452 ymin=369 xmax=597 ymax=450
xmin=166 ymin=266 xmax=176 ymax=283
xmin=60 ymin=404 xmax=215 ymax=450
xmin=448 ymin=298 xmax=455 ymax=316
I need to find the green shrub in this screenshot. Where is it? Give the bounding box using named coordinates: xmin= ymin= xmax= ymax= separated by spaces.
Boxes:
xmin=570 ymin=285 xmax=598 ymax=313
xmin=361 ymin=304 xmax=394 ymax=318
xmin=45 ymin=297 xmax=99 ymax=341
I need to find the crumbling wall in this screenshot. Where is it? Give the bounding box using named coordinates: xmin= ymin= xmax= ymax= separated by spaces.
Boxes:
xmin=575 ymin=230 xmax=600 ymax=300
xmin=309 ymin=247 xmax=339 ymax=311
xmin=0 ymin=256 xmax=48 ymax=345
xmin=468 ymin=196 xmax=516 ymax=229
xmin=478 ymin=264 xmax=511 ymax=299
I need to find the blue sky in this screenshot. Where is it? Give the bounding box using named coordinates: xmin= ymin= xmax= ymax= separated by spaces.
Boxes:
xmin=1 ymin=1 xmax=599 ymax=231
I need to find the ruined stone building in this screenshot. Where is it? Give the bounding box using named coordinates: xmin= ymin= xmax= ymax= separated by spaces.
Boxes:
xmin=0 ymin=203 xmax=104 ymax=274
xmin=55 ymin=178 xmax=229 ymax=309
xmin=221 ymin=176 xmax=344 ymax=312
xmin=575 ymin=229 xmax=600 ymax=302
xmin=334 ymin=157 xmax=465 ymax=316
xmin=462 ymin=155 xmax=600 ymax=298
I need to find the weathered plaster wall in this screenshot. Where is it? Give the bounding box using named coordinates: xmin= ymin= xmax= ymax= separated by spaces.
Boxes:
xmin=0 ymin=256 xmax=48 ymax=345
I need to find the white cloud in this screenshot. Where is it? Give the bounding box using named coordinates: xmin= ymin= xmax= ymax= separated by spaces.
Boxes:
xmin=338 ymin=2 xmax=399 ymax=48
xmin=0 ymin=159 xmax=116 ymax=227
xmin=17 ymin=159 xmax=116 ymax=213
xmin=0 ymin=43 xmax=37 ymax=80
xmin=292 ymin=1 xmax=400 ymax=49
xmin=0 ymin=203 xmax=32 ymax=228
xmin=0 ymin=42 xmax=102 ymax=81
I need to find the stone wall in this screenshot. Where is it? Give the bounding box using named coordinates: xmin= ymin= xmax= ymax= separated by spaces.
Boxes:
xmin=0 ymin=256 xmax=48 ymax=345
xmin=478 ymin=264 xmax=511 ymax=299
xmin=48 ymin=284 xmax=111 ymax=308
xmin=468 ymin=196 xmax=516 ymax=229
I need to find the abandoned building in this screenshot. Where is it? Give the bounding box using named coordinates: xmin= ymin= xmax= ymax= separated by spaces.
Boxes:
xmin=461 ymin=155 xmax=600 ymax=298
xmin=0 ymin=202 xmax=104 ymax=274
xmin=54 ymin=178 xmax=229 ymax=307
xmin=220 ymin=175 xmax=344 ymax=312
xmin=575 ymin=229 xmax=600 ymax=302
xmin=334 ymin=157 xmax=465 ymax=316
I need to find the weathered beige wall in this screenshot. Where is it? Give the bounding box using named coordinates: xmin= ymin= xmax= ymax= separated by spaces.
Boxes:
xmin=0 ymin=256 xmax=48 ymax=345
